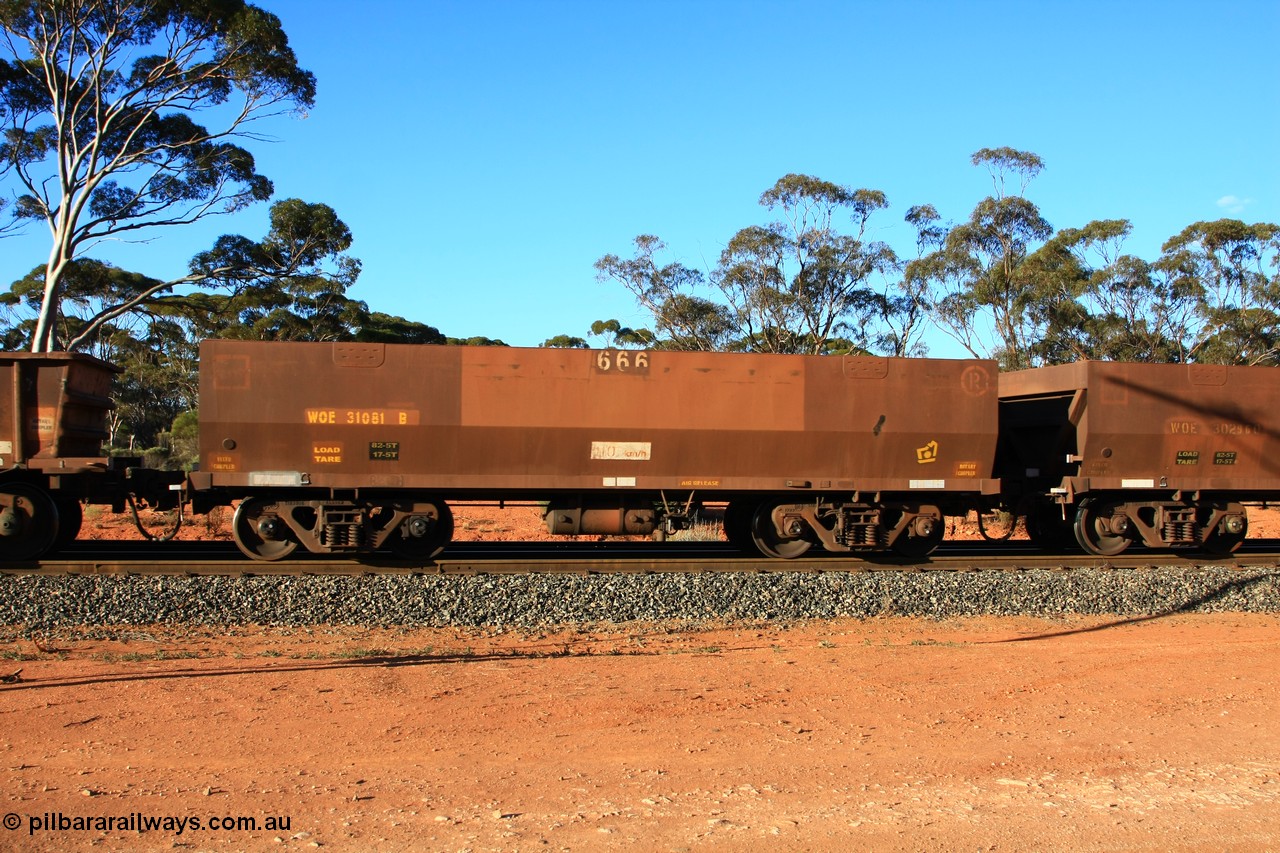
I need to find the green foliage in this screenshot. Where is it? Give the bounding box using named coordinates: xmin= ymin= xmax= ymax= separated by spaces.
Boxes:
xmin=916 ymin=165 xmax=1056 ymax=368
xmin=882 ymin=205 xmax=946 ymax=358
xmin=589 ymin=319 xmax=655 ymax=348
xmin=446 ymin=336 xmax=509 ymax=347
xmin=356 ymin=312 xmax=446 ymax=345
xmin=1156 ymin=220 xmax=1280 ymax=365
xmin=971 ymin=147 xmax=1045 ymax=196
xmin=597 ymin=150 xmax=1278 ymax=367
xmin=595 ymin=235 xmax=732 ymax=351
xmin=540 ymin=334 xmax=589 ymax=348
xmin=1 ymin=197 xmax=366 ymax=342
xmin=102 ymin=326 xmax=196 ymax=450
xmin=155 ymin=410 xmax=200 ymax=471
xmin=0 ymin=198 xmax=456 ymax=445
xmin=136 ymin=410 xmax=199 ymax=471
xmin=180 ymin=198 xmax=364 ymax=342
xmin=0 ymin=0 xmax=317 ymax=351
xmin=542 ymin=320 xmax=657 ymax=350
xmin=905 ymin=148 xmax=1280 ymax=368
xmin=171 ymin=410 xmax=199 ymax=441
xmin=1 ymin=259 xmax=166 ymax=351
xmin=597 ymin=175 xmax=906 ymax=355
xmin=1029 ymin=220 xmax=1189 ymax=364
xmin=726 ymin=175 xmax=897 ymax=355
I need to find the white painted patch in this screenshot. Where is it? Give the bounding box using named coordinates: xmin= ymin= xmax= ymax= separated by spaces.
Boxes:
xmin=603 ymin=476 xmax=637 ymax=487
xmin=248 ymin=471 xmax=305 ymax=487
xmin=590 ymin=441 xmax=651 ymax=461
xmin=910 ymin=479 xmax=946 ymax=489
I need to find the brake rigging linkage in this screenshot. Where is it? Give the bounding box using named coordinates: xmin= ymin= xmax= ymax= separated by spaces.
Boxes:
xmin=127 ymin=493 xmax=183 ymax=542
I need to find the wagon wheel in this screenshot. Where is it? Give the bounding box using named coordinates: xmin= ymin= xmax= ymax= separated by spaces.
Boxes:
xmin=388 ymin=501 xmax=454 ymax=560
xmin=232 ymin=498 xmax=299 ymax=561
xmin=53 ymin=497 xmax=84 ymax=551
xmin=1026 ymin=505 xmax=1075 ymax=551
xmin=0 ymin=484 xmax=60 ymax=562
xmin=890 ymin=511 xmax=945 ymax=558
xmin=1073 ymin=500 xmax=1132 ymax=557
xmin=750 ymin=501 xmax=813 ymax=559
xmin=1200 ymin=507 xmax=1248 ymax=556
xmin=721 ymin=501 xmax=756 ymax=552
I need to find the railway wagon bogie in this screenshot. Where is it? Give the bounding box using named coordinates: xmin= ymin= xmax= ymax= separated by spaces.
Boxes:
xmin=1070 ymin=497 xmax=1248 ymax=557
xmin=735 ymin=498 xmax=948 ymax=558
xmin=229 ymin=494 xmax=454 ymax=561
xmin=198 ymin=341 xmax=1001 ymax=561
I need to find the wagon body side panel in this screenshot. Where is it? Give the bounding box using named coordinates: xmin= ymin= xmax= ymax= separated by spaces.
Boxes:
xmin=198 ymin=341 xmax=1000 ymax=497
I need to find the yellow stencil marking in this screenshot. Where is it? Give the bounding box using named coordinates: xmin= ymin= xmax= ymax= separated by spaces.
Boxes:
xmin=917 ymin=440 xmax=939 ymax=464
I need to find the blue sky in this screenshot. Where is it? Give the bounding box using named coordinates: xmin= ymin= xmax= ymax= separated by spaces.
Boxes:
xmin=3 ymin=0 xmax=1278 ymax=355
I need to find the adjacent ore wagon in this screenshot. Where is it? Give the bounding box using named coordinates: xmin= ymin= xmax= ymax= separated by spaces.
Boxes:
xmin=998 ymin=361 xmax=1280 ymax=555
xmin=192 ymin=341 xmax=1001 ymax=560
xmin=0 ymin=352 xmax=177 ymax=560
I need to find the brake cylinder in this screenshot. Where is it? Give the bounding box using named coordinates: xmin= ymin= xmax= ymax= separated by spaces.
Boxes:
xmin=544 ymin=502 xmax=657 ymax=535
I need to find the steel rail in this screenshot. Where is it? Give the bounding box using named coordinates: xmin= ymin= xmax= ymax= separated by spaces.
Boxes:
xmin=5 ymin=540 xmax=1280 ymax=577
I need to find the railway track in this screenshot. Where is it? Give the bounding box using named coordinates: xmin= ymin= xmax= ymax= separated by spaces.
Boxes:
xmin=5 ymin=541 xmax=1279 ymax=630
xmin=7 ymin=538 xmax=1280 ymax=577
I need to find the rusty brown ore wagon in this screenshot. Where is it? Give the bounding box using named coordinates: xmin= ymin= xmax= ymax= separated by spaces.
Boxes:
xmin=998 ymin=361 xmax=1280 ymax=556
xmin=190 ymin=341 xmax=1002 ymax=560
xmin=0 ymin=352 xmax=178 ymax=560
xmin=7 ymin=343 xmax=1280 ymax=565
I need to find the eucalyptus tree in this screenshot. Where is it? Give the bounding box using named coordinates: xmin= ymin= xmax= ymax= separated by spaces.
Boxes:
xmin=1155 ymin=219 xmax=1280 ymax=365
xmin=356 ymin=312 xmax=446 ymax=345
xmin=909 ymin=147 xmax=1055 ymax=368
xmin=588 ymin=318 xmax=653 ymax=348
xmin=0 ymin=256 xmax=163 ymax=350
xmin=1033 ymin=219 xmax=1193 ymax=364
xmin=0 ymin=196 xmax=361 ymax=447
xmin=594 ymin=235 xmax=734 ymax=351
xmin=101 ymin=318 xmax=194 ymax=448
xmin=0 ymin=0 xmax=316 ymax=351
xmin=541 ymin=320 xmax=655 ymax=351
xmin=713 ymin=174 xmax=897 ymax=355
xmin=1 ymin=197 xmax=362 ymax=349
xmin=882 ymin=204 xmax=948 ymax=357
xmin=597 ymin=175 xmax=901 ymax=354
xmin=539 ymin=334 xmax=588 ymax=348
xmin=446 ymin=336 xmax=509 ymax=347
xmin=183 ymin=198 xmax=363 ymax=342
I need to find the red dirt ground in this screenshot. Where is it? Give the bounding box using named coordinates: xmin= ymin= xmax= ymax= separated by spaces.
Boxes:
xmin=2 ymin=615 xmax=1278 ymax=851
xmin=0 ymin=506 xmax=1276 ymax=851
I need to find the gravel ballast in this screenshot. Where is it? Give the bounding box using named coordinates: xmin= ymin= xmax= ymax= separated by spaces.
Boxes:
xmin=1 ymin=567 xmax=1278 ymax=628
